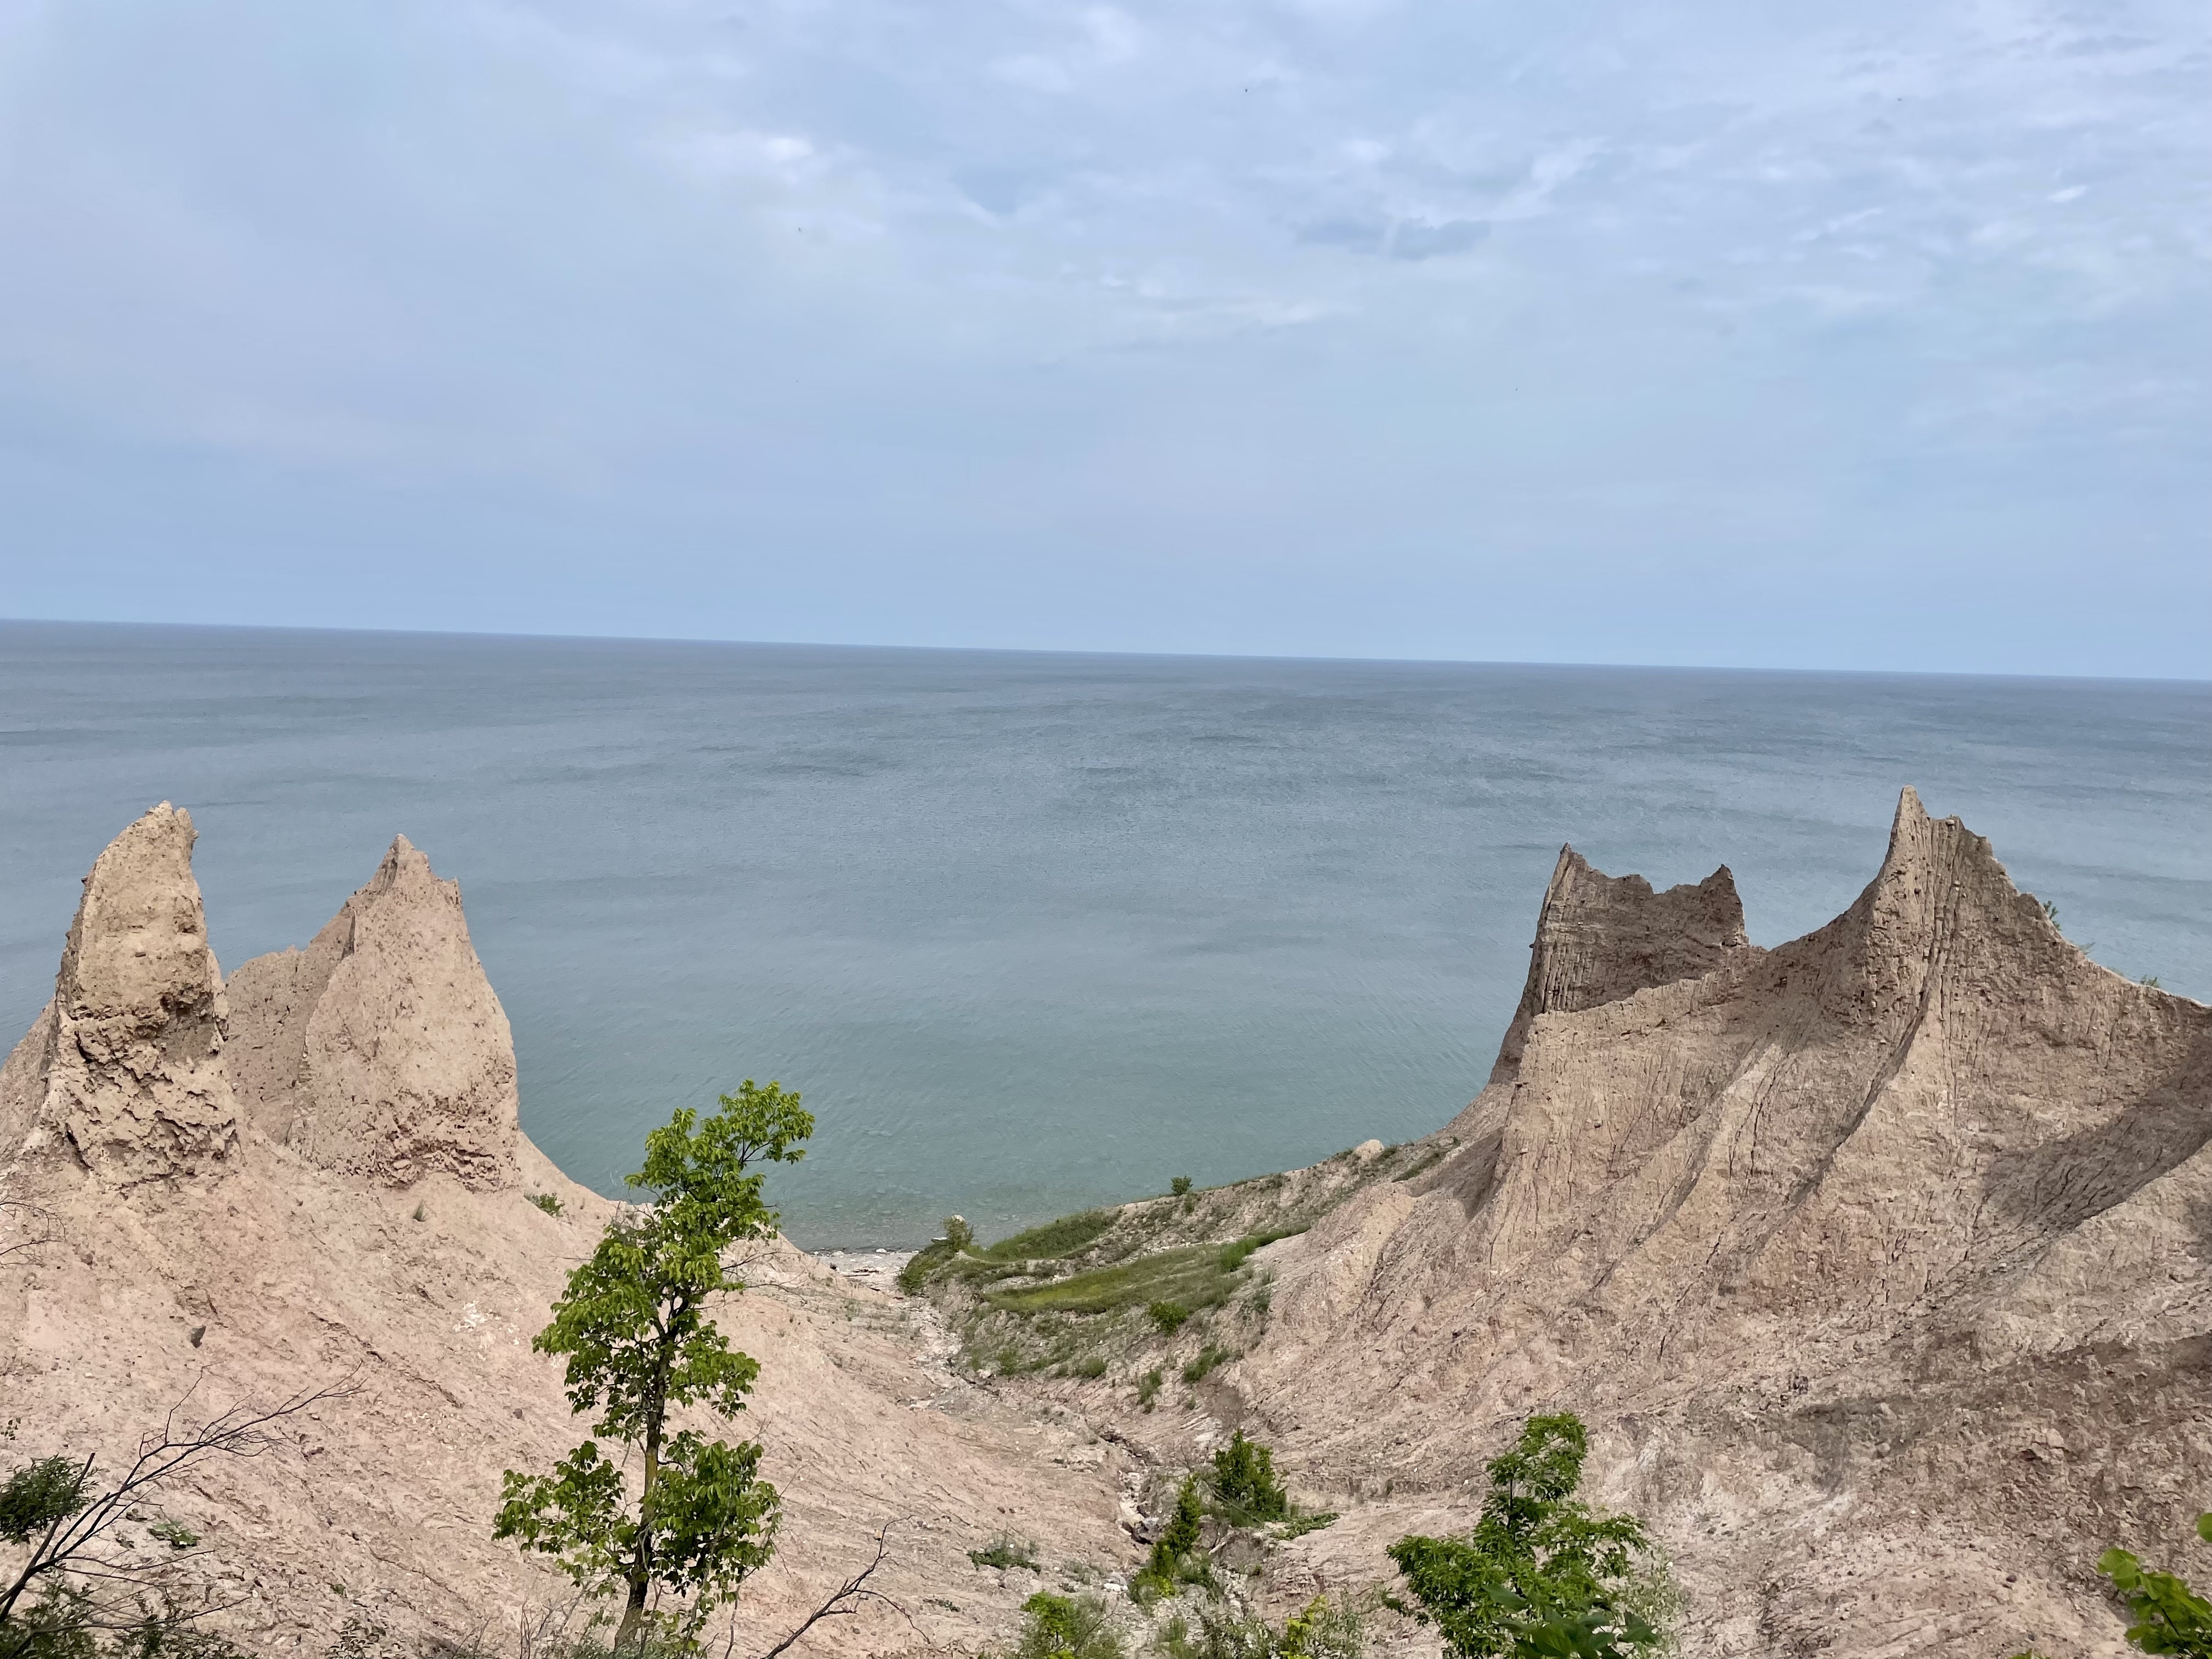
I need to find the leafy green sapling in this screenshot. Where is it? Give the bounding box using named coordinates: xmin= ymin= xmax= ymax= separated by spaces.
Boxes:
xmin=495 ymin=1081 xmax=810 ymax=1654
xmin=1388 ymin=1413 xmax=1665 ymax=1659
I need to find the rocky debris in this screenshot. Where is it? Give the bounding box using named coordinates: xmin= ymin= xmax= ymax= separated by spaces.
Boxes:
xmin=1488 ymin=845 xmax=1752 ymax=1085
xmin=1240 ymin=787 xmax=2212 ymax=1656
xmin=227 ymin=836 xmax=522 ymax=1190
xmin=0 ymin=803 xmax=238 ymax=1183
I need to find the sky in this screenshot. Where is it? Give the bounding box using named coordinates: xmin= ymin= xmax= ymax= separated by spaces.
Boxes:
xmin=2 ymin=0 xmax=2207 ymax=676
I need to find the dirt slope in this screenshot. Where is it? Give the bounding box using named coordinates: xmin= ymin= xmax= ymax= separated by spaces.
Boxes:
xmin=0 ymin=807 xmax=1132 ymax=1658
xmin=1233 ymin=788 xmax=2212 ymax=1657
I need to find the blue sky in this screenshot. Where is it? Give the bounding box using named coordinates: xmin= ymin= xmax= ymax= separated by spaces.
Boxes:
xmin=2 ymin=0 xmax=2207 ymax=676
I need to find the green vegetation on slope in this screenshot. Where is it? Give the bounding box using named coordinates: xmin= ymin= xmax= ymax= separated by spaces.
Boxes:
xmin=988 ymin=1231 xmax=1304 ymax=1318
xmin=971 ymin=1209 xmax=1120 ymax=1263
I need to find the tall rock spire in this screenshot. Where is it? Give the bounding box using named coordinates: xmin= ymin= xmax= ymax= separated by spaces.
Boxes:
xmin=225 ymin=835 xmax=522 ymax=1190
xmin=0 ymin=803 xmax=238 ymax=1181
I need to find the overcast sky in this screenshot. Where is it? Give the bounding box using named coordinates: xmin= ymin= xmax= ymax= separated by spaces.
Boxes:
xmin=3 ymin=0 xmax=2207 ymax=676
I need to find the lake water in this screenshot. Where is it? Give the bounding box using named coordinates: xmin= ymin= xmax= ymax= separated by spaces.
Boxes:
xmin=3 ymin=620 xmax=2207 ymax=1247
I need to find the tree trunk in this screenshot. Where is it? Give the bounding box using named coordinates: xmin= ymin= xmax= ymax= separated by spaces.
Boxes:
xmin=614 ymin=1338 xmax=675 ymax=1655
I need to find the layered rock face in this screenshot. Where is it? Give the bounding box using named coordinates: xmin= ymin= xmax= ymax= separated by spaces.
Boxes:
xmin=227 ymin=835 xmax=522 ymax=1190
xmin=1248 ymin=788 xmax=2212 ymax=1655
xmin=0 ymin=804 xmax=238 ymax=1183
xmin=1487 ymin=847 xmax=1753 ymax=1084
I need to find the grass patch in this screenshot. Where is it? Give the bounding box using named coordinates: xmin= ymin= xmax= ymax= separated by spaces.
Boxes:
xmin=1392 ymin=1147 xmax=1446 ymax=1183
xmin=1073 ymin=1355 xmax=1108 ymax=1379
xmin=898 ymin=1235 xmax=962 ymax=1294
xmin=1137 ymin=1368 xmax=1164 ymax=1410
xmin=1182 ymin=1345 xmax=1233 ymax=1384
xmin=974 ymin=1209 xmax=1117 ymax=1263
xmin=1217 ymin=1228 xmax=1304 ymax=1273
xmin=969 ymin=1533 xmax=1041 ymax=1572
xmin=986 ymin=1228 xmax=1306 ymax=1321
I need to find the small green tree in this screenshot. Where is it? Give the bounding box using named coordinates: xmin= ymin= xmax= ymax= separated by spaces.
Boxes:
xmin=1135 ymin=1478 xmax=1208 ymax=1598
xmin=1388 ymin=1414 xmax=1663 ymax=1659
xmin=1208 ymin=1432 xmax=1289 ymax=1525
xmin=495 ymin=1082 xmax=811 ymax=1654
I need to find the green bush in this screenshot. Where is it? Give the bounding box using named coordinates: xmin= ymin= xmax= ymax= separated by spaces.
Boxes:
xmin=1216 ymin=1231 xmax=1303 ymax=1274
xmin=898 ymin=1236 xmax=962 ymax=1295
xmin=1170 ymin=1177 xmax=1193 ymax=1197
xmin=1149 ymin=1302 xmax=1192 ymax=1335
xmin=1389 ymin=1413 xmax=1667 ymax=1659
xmin=2100 ymin=1512 xmax=2212 ymax=1656
xmin=1016 ymin=1592 xmax=1121 ymax=1659
xmin=1137 ymin=1370 xmax=1164 ymax=1412
xmin=1074 ymin=1356 xmax=1108 ymax=1380
xmin=527 ymin=1193 xmax=564 ymax=1217
xmin=1133 ymin=1479 xmax=1209 ymax=1600
xmin=1209 ymin=1432 xmax=1288 ymax=1523
xmin=1157 ymin=1593 xmax=1368 ymax=1659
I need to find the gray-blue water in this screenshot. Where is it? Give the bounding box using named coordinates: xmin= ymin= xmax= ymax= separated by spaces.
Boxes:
xmin=3 ymin=620 xmax=2207 ymax=1247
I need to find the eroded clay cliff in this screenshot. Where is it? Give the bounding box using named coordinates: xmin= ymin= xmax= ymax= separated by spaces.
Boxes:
xmin=1487 ymin=846 xmax=1753 ymax=1084
xmin=1240 ymin=788 xmax=2212 ymax=1656
xmin=0 ymin=811 xmax=1131 ymax=1659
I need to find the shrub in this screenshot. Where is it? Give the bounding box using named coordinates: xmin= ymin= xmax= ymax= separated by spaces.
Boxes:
xmin=1137 ymin=1370 xmax=1164 ymax=1412
xmin=969 ymin=1533 xmax=1041 ymax=1572
xmin=1017 ymin=1592 xmax=1121 ymax=1659
xmin=1156 ymin=1593 xmax=1368 ymax=1659
xmin=1134 ymin=1479 xmax=1208 ymax=1599
xmin=528 ymin=1193 xmax=564 ymax=1217
xmin=1389 ymin=1413 xmax=1667 ymax=1659
xmin=1209 ymin=1431 xmax=1288 ymax=1523
xmin=1217 ymin=1230 xmax=1303 ymax=1274
xmin=1170 ymin=1177 xmax=1193 ymax=1197
xmin=1074 ymin=1356 xmax=1108 ymax=1380
xmin=1149 ymin=1302 xmax=1192 ymax=1335
xmin=1182 ymin=1347 xmax=1233 ymax=1386
xmin=945 ymin=1215 xmax=975 ymax=1250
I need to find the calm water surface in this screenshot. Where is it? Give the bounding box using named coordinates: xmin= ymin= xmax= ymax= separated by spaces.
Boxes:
xmin=3 ymin=622 xmax=2206 ymax=1246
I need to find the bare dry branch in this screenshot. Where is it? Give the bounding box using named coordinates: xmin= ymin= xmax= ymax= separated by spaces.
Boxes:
xmin=0 ymin=1371 xmax=364 ymax=1631
xmin=755 ymin=1521 xmax=912 ymax=1659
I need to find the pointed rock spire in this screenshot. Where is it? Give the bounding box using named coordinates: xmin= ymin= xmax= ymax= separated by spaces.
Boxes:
xmin=0 ymin=803 xmax=238 ymax=1181
xmin=226 ymin=834 xmax=521 ymax=1190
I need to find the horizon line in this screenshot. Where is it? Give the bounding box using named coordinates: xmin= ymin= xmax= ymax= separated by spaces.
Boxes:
xmin=3 ymin=613 xmax=2208 ymax=691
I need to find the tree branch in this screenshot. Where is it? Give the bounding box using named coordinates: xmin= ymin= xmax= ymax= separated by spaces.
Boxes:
xmin=0 ymin=1372 xmax=363 ymax=1628
xmin=754 ymin=1521 xmax=911 ymax=1659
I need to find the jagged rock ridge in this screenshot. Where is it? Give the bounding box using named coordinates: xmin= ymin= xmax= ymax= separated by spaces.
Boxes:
xmin=1488 ymin=846 xmax=1753 ymax=1084
xmin=1245 ymin=787 xmax=2212 ymax=1655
